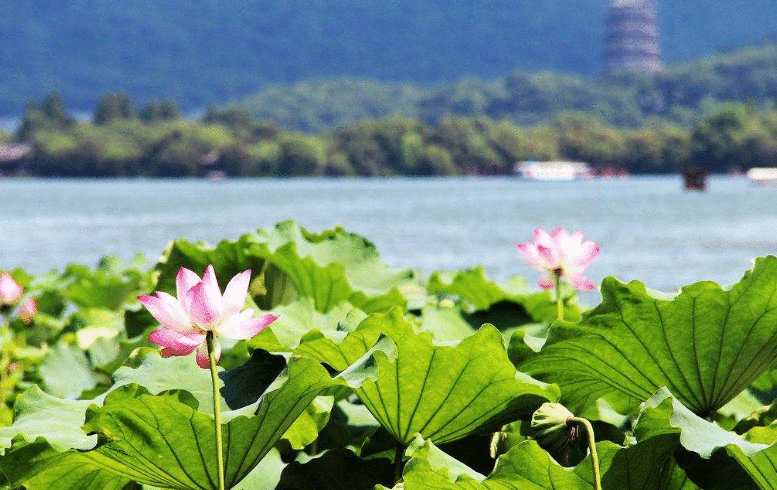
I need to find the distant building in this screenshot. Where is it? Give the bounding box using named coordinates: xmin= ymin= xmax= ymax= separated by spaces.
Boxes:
xmin=604 ymin=0 xmax=662 ymax=73
xmin=0 ymin=143 xmax=31 ymax=162
xmin=515 ymin=161 xmax=593 ymax=181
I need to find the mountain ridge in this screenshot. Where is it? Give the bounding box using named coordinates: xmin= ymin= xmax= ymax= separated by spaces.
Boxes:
xmin=1 ymin=0 xmax=775 ymax=115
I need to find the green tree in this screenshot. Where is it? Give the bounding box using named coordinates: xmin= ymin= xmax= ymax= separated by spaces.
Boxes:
xmin=139 ymin=101 xmax=180 ymax=123
xmin=278 ymin=135 xmax=326 ymax=176
xmin=16 ymin=92 xmax=75 ymax=141
xmin=202 ymin=106 xmax=254 ymax=132
xmin=94 ymin=92 xmax=135 ymax=125
xmin=690 ymin=104 xmax=758 ymax=172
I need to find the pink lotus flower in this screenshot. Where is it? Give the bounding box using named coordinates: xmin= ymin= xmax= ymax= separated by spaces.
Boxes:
xmin=17 ymin=297 xmax=37 ymax=324
xmin=517 ymin=227 xmax=599 ymax=291
xmin=140 ymin=265 xmax=278 ymax=369
xmin=0 ymin=272 xmax=23 ymax=306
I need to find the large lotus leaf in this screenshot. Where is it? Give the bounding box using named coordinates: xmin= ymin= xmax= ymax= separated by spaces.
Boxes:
xmin=112 ymin=351 xmax=226 ymax=412
xmin=0 ymin=351 xmax=219 ymax=453
xmin=4 ymin=357 xmax=341 ymax=490
xmin=151 ymin=222 xmax=414 ymax=316
xmin=281 ymin=396 xmax=334 ymax=450
xmin=0 ymin=387 xmax=127 ymax=489
xmin=0 ymin=386 xmax=95 ymax=452
xmin=246 ymin=299 xmax=367 ymax=352
xmin=60 ymin=256 xmax=151 ymax=310
xmin=0 ymin=440 xmax=131 ymax=490
xmin=216 ymin=347 xmax=332 ymax=450
xmin=293 ymin=308 xmax=412 ymax=371
xmin=398 ymin=437 xmax=592 ymax=489
xmin=427 ymin=267 xmax=581 ymax=327
xmin=1 ymin=354 xmax=341 ymax=489
xmin=296 ymin=308 xmax=559 ymax=445
xmin=523 ymin=257 xmax=777 ymax=416
xmin=258 ymin=240 xmax=407 ymax=313
xmin=153 ymin=234 xmax=267 ymax=291
xmin=635 ymin=388 xmax=777 ymax=490
xmin=231 ymin=448 xmax=286 ymax=490
xmin=37 ymin=342 xmax=102 ymax=399
xmin=418 ymin=305 xmax=477 ymax=342
xmin=252 ymin=220 xmax=417 ymax=296
xmin=397 ymin=435 xmax=697 ymax=490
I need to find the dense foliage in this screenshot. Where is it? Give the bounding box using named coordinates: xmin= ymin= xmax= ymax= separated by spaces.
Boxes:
xmin=236 ymin=39 xmax=777 ymax=132
xmin=2 ymin=221 xmax=777 ymax=489
xmin=7 ymin=91 xmax=777 ymax=176
xmin=1 ymin=1 xmax=775 ymax=114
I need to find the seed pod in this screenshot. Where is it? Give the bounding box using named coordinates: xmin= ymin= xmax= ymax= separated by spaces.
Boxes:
xmin=531 ymin=402 xmax=587 ymax=466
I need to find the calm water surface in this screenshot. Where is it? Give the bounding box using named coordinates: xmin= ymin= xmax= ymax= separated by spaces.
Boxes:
xmin=2 ymin=176 xmax=776 ymax=303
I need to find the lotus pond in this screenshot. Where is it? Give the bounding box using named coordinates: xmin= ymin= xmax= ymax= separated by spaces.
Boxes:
xmin=1 ymin=220 xmax=777 ymax=489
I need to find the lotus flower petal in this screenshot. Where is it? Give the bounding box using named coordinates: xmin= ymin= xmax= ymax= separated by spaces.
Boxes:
xmin=139 ymin=293 xmax=195 ymax=334
xmin=196 ymin=340 xmax=221 ymax=369
xmin=219 ymin=312 xmax=279 ymax=340
xmin=17 ymin=297 xmax=37 ymax=324
xmin=149 ymin=328 xmax=204 ymax=356
xmin=187 ymin=278 xmax=223 ymax=327
xmin=222 ymin=269 xmax=251 ymax=317
xmin=141 ymin=265 xmax=278 ymax=369
xmin=537 ymin=275 xmax=556 ymax=290
xmin=176 ymin=267 xmax=201 ymax=302
xmin=518 ymin=228 xmax=599 ymax=291
xmin=567 ymin=274 xmax=595 ymax=291
xmin=0 ymin=272 xmax=23 ymax=306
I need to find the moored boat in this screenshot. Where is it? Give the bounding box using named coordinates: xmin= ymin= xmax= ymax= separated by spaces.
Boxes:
xmin=746 ymin=167 xmax=777 ymax=185
xmin=515 ymin=161 xmax=593 ymax=181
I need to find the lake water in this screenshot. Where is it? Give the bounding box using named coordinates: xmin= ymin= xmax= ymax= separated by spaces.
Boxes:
xmin=2 ymin=176 xmax=776 ymax=304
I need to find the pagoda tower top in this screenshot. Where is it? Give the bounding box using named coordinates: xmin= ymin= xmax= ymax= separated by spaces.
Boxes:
xmin=604 ymin=0 xmax=662 ymax=73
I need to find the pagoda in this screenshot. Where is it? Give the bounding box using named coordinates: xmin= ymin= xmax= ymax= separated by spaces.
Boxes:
xmin=604 ymin=0 xmax=662 ymax=73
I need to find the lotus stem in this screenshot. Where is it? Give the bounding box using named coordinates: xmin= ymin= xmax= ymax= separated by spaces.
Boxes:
xmin=554 ymin=271 xmax=564 ymax=321
xmin=569 ymin=416 xmax=601 ymax=490
xmin=393 ymin=440 xmax=405 ymax=484
xmin=207 ymin=331 xmax=226 ymax=490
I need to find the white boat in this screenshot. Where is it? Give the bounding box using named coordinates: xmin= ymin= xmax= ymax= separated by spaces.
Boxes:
xmin=515 ymin=161 xmax=593 ymax=181
xmin=746 ymin=167 xmax=777 ymax=185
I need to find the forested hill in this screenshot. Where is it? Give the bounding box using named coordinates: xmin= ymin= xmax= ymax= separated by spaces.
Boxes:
xmin=2 ymin=0 xmax=775 ymax=115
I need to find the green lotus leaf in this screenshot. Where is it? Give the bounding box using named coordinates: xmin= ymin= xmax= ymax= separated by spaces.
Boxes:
xmin=38 ymin=342 xmax=102 ymax=399
xmin=247 ymin=299 xmax=367 ymax=352
xmin=523 ymin=256 xmax=777 ymax=416
xmin=0 ymin=387 xmax=128 ymax=490
xmin=230 ymin=448 xmax=286 ymax=490
xmin=1 ymin=354 xmax=341 ymax=489
xmin=281 ymin=396 xmax=334 ymax=450
xmin=427 ymin=267 xmax=581 ymax=328
xmin=111 ymin=351 xmax=225 ymax=412
xmin=0 ymin=439 xmax=131 ymax=490
xmin=79 ymin=356 xmax=339 ymax=489
xmin=150 ymin=221 xmax=415 ymax=317
xmin=296 ymin=308 xmax=559 ymax=445
xmin=635 ymin=388 xmax=777 ymax=490
xmin=60 ymin=256 xmax=151 ymax=310
xmin=219 ymin=348 xmax=288 ymax=410
xmin=252 ymin=220 xmax=417 ymax=298
xmin=0 ymin=385 xmax=95 ymax=452
xmin=398 ymin=434 xmax=697 ymax=490
xmin=293 ymin=308 xmax=411 ymax=371
xmin=418 ymin=305 xmax=477 ymax=342
xmin=398 ymin=437 xmax=592 ymax=490
xmin=152 ymin=233 xmax=277 ymax=299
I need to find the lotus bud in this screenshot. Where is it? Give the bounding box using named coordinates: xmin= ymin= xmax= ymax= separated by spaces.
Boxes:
xmin=531 ymin=402 xmax=587 ymax=466
xmin=18 ymin=297 xmax=37 ymax=324
xmin=0 ymin=272 xmax=23 ymax=307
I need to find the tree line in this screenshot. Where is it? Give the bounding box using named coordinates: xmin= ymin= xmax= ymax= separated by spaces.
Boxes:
xmin=2 ymin=92 xmax=776 ymax=178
